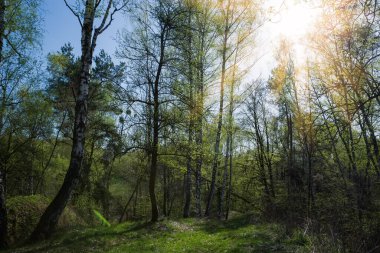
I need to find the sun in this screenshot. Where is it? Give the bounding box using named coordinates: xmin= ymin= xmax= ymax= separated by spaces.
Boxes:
xmin=272 ymin=1 xmax=321 ymax=40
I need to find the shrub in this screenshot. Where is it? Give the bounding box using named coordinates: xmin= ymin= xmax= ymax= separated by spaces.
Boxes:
xmin=6 ymin=195 xmax=81 ymax=245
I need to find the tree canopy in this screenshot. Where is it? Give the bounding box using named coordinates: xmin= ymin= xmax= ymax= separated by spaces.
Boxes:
xmin=0 ymin=0 xmax=380 ymax=252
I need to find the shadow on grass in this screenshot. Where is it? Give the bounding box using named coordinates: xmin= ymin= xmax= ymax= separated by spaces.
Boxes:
xmin=11 ymin=222 xmax=151 ymax=253
xmin=196 ymin=213 xmax=257 ymax=234
xmin=193 ymin=214 xmax=292 ymax=253
xmin=7 ymin=214 xmax=300 ymax=253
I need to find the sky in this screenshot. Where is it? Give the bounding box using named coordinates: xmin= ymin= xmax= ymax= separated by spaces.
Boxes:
xmin=41 ymin=0 xmax=321 ymax=81
xmin=252 ymin=0 xmax=322 ymax=78
xmin=42 ymin=0 xmax=127 ymax=57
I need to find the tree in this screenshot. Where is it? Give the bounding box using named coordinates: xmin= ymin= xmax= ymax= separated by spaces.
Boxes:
xmin=0 ymin=0 xmax=6 ymax=237
xmin=30 ymin=0 xmax=129 ymax=240
xmin=118 ymin=0 xmax=182 ymax=222
xmin=0 ymin=0 xmax=42 ymax=248
xmin=205 ymin=0 xmax=256 ymax=217
xmin=43 ymin=45 xmax=125 ymax=217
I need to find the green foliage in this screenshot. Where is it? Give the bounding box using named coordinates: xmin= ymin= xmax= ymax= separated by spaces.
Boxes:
xmin=70 ymin=194 xmax=98 ymax=226
xmin=3 ymin=0 xmax=42 ymax=59
xmin=93 ymin=210 xmax=111 ymax=227
xmin=6 ymin=195 xmax=80 ymax=245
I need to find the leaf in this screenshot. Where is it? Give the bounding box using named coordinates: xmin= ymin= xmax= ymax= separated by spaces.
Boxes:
xmin=93 ymin=209 xmax=111 ymax=227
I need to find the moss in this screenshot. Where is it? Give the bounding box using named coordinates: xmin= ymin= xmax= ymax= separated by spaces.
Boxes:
xmin=6 ymin=195 xmax=81 ymax=245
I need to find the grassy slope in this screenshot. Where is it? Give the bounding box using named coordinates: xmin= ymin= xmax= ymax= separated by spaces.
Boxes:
xmin=6 ymin=214 xmax=309 ymax=253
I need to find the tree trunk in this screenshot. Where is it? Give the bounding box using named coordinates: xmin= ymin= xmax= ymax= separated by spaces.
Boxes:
xmin=284 ymin=104 xmax=294 ymax=199
xmin=360 ymin=103 xmax=380 ymax=177
xmin=194 ymin=115 xmax=203 ymax=217
xmin=205 ymin=13 xmax=229 ymax=217
xmin=0 ymin=169 xmax=7 ymax=249
xmin=0 ymin=0 xmax=4 ymax=64
xmin=219 ymin=136 xmax=230 ymax=219
xmin=194 ymin=29 xmax=205 ymax=218
xmin=163 ymin=165 xmax=168 ymax=216
xmin=253 ymin=101 xmax=270 ymax=199
xmin=149 ymin=29 xmax=166 ymax=222
xmin=224 ymin=37 xmax=239 ymax=219
xmin=263 ymin=113 xmax=275 ymax=198
xmin=30 ymin=0 xmax=96 ymax=240
xmin=119 ymin=178 xmax=141 ymax=223
xmin=149 ymin=90 xmax=159 ymax=222
xmin=0 ymin=0 xmax=8 ymax=248
xmin=101 ymin=157 xmax=114 ymax=220
xmin=225 ymin=132 xmax=233 ymax=220
xmin=184 ymin=119 xmax=193 ymax=218
xmin=183 ymin=14 xmax=194 ymax=217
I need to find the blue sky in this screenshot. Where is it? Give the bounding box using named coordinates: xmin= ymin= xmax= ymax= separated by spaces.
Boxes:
xmin=40 ymin=0 xmax=319 ymax=81
xmin=41 ymin=0 xmax=127 ymax=58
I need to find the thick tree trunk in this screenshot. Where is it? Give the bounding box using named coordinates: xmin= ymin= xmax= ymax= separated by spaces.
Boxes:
xmin=30 ymin=0 xmax=96 ymax=240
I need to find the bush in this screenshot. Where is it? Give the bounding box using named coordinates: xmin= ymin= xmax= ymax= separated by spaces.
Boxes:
xmin=7 ymin=195 xmax=81 ymax=245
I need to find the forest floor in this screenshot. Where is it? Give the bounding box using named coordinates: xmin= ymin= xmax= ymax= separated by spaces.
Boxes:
xmin=6 ymin=213 xmax=309 ymax=253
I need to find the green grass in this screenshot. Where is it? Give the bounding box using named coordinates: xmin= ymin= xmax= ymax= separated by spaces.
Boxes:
xmin=5 ymin=214 xmax=309 ymax=253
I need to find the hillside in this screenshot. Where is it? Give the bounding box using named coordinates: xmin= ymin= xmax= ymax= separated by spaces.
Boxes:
xmin=6 ymin=214 xmax=308 ymax=253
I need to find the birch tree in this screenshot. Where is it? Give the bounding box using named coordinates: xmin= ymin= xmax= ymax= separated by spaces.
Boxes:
xmin=30 ymin=0 xmax=129 ymax=240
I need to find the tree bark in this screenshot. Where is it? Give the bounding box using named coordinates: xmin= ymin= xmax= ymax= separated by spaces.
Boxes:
xmin=225 ymin=131 xmax=233 ymax=220
xmin=0 ymin=0 xmax=8 ymax=248
xmin=219 ymin=135 xmax=230 ymax=218
xmin=0 ymin=0 xmax=4 ymax=63
xmin=194 ymin=107 xmax=203 ymax=217
xmin=149 ymin=27 xmax=166 ymax=222
xmin=184 ymin=118 xmax=193 ymax=218
xmin=30 ymin=0 xmax=115 ymax=240
xmin=0 ymin=170 xmax=7 ymax=249
xmin=163 ymin=164 xmax=168 ymax=216
xmin=205 ymin=6 xmax=229 ymax=217
xmin=223 ymin=36 xmax=239 ymax=219
xmin=183 ymin=10 xmax=194 ymax=217
xmin=194 ymin=20 xmax=205 ymax=219
xmin=149 ymin=82 xmax=159 ymax=222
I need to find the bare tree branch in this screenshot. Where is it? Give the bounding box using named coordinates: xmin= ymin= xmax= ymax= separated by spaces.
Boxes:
xmin=64 ymin=0 xmax=83 ymax=27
